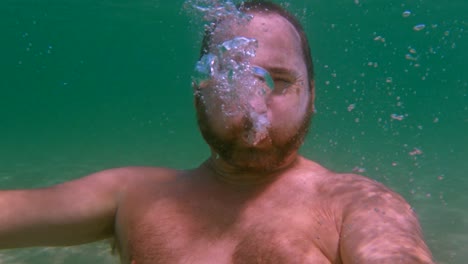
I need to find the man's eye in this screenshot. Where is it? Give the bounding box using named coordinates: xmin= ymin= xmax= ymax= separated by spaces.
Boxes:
xmin=252 ymin=66 xmax=275 ymax=90
xmin=274 ymin=81 xmax=290 ymax=91
xmin=273 ymin=78 xmax=294 ymax=92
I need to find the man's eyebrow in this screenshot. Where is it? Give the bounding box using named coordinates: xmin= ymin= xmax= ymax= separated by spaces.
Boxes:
xmin=265 ymin=67 xmax=296 ymax=76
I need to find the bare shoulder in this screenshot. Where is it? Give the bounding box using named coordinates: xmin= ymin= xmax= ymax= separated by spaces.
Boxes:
xmin=293 ymin=159 xmax=411 ymax=219
xmin=315 ymin=171 xmax=417 ymax=235
xmin=318 ymin=171 xmax=409 ymax=210
xmin=51 ymin=166 xmax=181 ymax=205
xmin=292 ymin=157 xmax=410 ymax=212
xmin=77 ymin=166 xmax=179 ymax=188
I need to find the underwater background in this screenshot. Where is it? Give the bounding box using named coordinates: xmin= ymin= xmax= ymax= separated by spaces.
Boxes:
xmin=0 ymin=0 xmax=466 ymax=263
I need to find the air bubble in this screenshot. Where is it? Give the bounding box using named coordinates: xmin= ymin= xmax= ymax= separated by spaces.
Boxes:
xmin=402 ymin=10 xmax=411 ymax=18
xmin=188 ymin=0 xmax=275 ymax=144
xmin=252 ymin=66 xmax=274 ymax=90
xmin=390 ymin=114 xmax=404 ymax=121
xmin=409 ymin=148 xmax=423 ymax=156
xmin=352 ymin=167 xmax=366 ymax=173
xmin=184 ymin=0 xmax=250 ymax=23
xmin=405 ymin=54 xmax=418 ymax=61
xmin=374 ymin=36 xmax=385 ymax=42
xmin=413 ymin=24 xmax=426 ymax=31
xmin=408 ymin=47 xmax=417 ymax=54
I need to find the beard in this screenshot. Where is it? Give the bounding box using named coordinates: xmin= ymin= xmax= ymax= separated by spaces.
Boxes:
xmin=195 ymin=96 xmax=313 ymax=172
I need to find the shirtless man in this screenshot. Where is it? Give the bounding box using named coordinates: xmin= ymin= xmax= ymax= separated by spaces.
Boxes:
xmin=0 ymin=1 xmax=434 ymax=263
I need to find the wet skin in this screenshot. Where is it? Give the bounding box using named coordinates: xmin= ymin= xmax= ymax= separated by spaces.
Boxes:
xmin=113 ymin=159 xmax=432 ymax=264
xmin=0 ymin=12 xmax=434 ymax=264
xmin=195 ymin=12 xmax=314 ymax=173
xmin=113 ymin=13 xmax=433 ymax=263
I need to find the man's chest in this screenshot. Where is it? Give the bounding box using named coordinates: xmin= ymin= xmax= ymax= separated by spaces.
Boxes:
xmin=116 ymin=195 xmax=340 ymax=264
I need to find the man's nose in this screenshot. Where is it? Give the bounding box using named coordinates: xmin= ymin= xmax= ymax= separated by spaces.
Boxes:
xmin=248 ymin=94 xmax=268 ymax=114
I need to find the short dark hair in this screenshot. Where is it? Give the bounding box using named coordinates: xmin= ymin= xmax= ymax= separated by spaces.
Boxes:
xmin=200 ymin=0 xmax=314 ymax=82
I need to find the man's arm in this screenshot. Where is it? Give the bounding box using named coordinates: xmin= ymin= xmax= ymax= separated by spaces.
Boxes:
xmin=0 ymin=168 xmax=131 ymax=249
xmin=336 ymin=175 xmax=434 ymax=264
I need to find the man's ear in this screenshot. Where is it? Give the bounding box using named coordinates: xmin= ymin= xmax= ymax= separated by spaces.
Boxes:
xmin=309 ymin=80 xmax=316 ymax=113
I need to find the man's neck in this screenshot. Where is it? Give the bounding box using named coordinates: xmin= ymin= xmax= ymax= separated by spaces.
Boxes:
xmin=204 ymin=153 xmax=300 ymax=187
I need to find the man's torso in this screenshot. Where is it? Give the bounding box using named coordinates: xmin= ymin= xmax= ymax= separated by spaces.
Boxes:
xmin=113 ymin=158 xmax=346 ymax=264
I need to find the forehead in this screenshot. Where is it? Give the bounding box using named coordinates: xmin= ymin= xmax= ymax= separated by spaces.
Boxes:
xmin=212 ymin=13 xmax=305 ymax=67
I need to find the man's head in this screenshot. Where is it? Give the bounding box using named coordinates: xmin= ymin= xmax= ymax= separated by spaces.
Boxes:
xmin=194 ymin=0 xmax=315 ymax=171
xmin=200 ymin=1 xmax=314 ymax=90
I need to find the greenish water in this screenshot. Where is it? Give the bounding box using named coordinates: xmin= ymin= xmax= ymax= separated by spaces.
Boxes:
xmin=0 ymin=0 xmax=466 ymax=263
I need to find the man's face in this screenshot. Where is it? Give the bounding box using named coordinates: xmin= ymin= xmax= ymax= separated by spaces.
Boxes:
xmin=195 ymin=12 xmax=314 ymax=171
